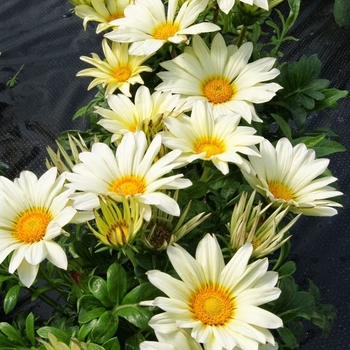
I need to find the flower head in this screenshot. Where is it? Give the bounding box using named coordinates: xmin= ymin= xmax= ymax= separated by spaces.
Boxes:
xmin=95 ymin=86 xmax=185 ymax=142
xmin=229 ymin=191 xmax=300 ymax=258
xmin=145 ymin=234 xmax=282 ymax=350
xmin=0 ymin=168 xmax=76 ymax=287
xmin=66 ymin=131 xmax=192 ymax=220
xmin=162 ymin=100 xmax=264 ymax=174
xmin=74 ymin=0 xmax=132 ymax=33
xmin=241 ymin=137 xmax=343 ymax=216
xmin=156 ymin=33 xmax=282 ymax=123
xmin=89 ymin=196 xmax=144 ymax=249
xmin=105 ymin=0 xmax=220 ymax=55
xmin=77 ymin=39 xmax=152 ymax=97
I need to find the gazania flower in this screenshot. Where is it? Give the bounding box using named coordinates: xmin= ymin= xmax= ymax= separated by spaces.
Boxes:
xmin=241 ymin=137 xmax=343 ymax=216
xmin=228 ymin=191 xmax=300 ymax=258
xmin=89 ymin=196 xmax=144 ymax=249
xmin=156 ymin=33 xmax=282 ymax=123
xmin=217 ymin=0 xmax=269 ymax=15
xmin=161 ymin=100 xmax=264 ymax=174
xmin=145 ymin=234 xmax=282 ymax=350
xmin=0 ymin=168 xmax=76 ymax=288
xmin=104 ymin=0 xmax=220 ymax=55
xmin=74 ymin=0 xmax=131 ymax=33
xmin=66 ymin=131 xmax=192 ymax=220
xmin=95 ymin=85 xmax=185 ymax=142
xmin=77 ymin=39 xmax=153 ymax=97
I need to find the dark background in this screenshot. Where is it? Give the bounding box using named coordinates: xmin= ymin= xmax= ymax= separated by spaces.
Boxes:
xmin=0 ymin=0 xmax=349 ymax=349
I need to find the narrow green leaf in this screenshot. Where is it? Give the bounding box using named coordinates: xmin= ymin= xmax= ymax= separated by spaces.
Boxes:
xmin=271 ymin=113 xmax=292 ymax=140
xmin=314 ymin=88 xmax=348 ymax=110
xmin=25 ymin=312 xmax=36 ymax=346
xmin=277 ymin=261 xmax=296 ymax=278
xmin=102 ymin=337 xmax=121 ymax=350
xmin=122 ymin=283 xmax=160 ymax=305
xmin=277 ymin=326 xmax=299 ymax=349
xmin=36 ymin=327 xmax=71 ymax=344
xmin=3 ymin=285 xmax=21 ymax=314
xmin=78 ymin=307 xmax=106 ymax=324
xmin=312 ymin=139 xmax=346 ymax=157
xmin=0 ymin=322 xmax=26 ymax=345
xmin=115 ymin=305 xmax=153 ymax=330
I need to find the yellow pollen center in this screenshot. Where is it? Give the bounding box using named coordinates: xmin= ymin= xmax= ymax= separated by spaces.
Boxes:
xmin=112 ymin=66 xmax=131 ymax=82
xmin=203 ymin=78 xmax=234 ymax=104
xmin=14 ymin=208 xmax=53 ymax=243
xmin=268 ymin=181 xmax=294 ymax=201
xmin=152 ymin=22 xmax=180 ymax=40
xmin=190 ymin=287 xmax=235 ymax=326
xmin=110 ymin=176 xmax=146 ymax=197
xmin=108 ymin=12 xmax=124 ymax=22
xmin=194 ymin=137 xmax=225 ymax=158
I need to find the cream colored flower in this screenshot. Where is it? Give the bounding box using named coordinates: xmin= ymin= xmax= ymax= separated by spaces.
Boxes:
xmin=105 ymin=0 xmax=220 ymax=55
xmin=74 ymin=0 xmax=132 ymax=33
xmin=66 ymin=131 xmax=192 ymax=220
xmin=77 ymin=39 xmax=152 ymax=97
xmin=156 ymin=33 xmax=282 ymax=123
xmin=38 ymin=333 xmax=83 ymax=350
xmin=0 ymin=168 xmax=76 ymax=287
xmin=95 ymin=86 xmax=185 ymax=142
xmin=241 ymin=138 xmax=343 ymax=216
xmin=145 ymin=234 xmax=282 ymax=350
xmin=161 ymin=100 xmax=264 ymax=174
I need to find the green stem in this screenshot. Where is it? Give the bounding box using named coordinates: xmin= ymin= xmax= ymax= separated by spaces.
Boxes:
xmin=236 ymin=25 xmax=247 ymax=47
xmin=199 ymin=163 xmax=213 ymax=183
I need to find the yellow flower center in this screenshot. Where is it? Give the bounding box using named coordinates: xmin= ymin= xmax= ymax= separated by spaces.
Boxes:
xmin=14 ymin=208 xmax=53 ymax=243
xmin=152 ymin=22 xmax=180 ymax=40
xmin=203 ymin=78 xmax=235 ymax=104
xmin=268 ymin=181 xmax=294 ymax=201
xmin=194 ymin=137 xmax=226 ymax=158
xmin=109 ymin=175 xmax=146 ymax=197
xmin=190 ymin=286 xmax=235 ymax=326
xmin=112 ymin=66 xmax=131 ymax=82
xmin=108 ymin=12 xmax=125 ymax=22
xmin=107 ymin=220 xmax=130 ymax=246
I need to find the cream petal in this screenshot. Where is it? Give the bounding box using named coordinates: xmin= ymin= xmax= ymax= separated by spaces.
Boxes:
xmin=235 ymin=305 xmax=283 ymax=328
xmin=17 ymin=260 xmax=39 ymax=288
xmin=44 ymin=241 xmax=68 ymax=270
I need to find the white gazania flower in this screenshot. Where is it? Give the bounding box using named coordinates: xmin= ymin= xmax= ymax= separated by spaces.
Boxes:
xmin=217 ymin=0 xmax=269 ymax=15
xmin=241 ymin=137 xmax=343 ymax=216
xmin=77 ymin=39 xmax=153 ymax=97
xmin=74 ymin=0 xmax=131 ymax=33
xmin=156 ymin=33 xmax=282 ymax=123
xmin=161 ymin=100 xmax=264 ymax=174
xmin=0 ymin=168 xmax=76 ymax=288
xmin=145 ymin=234 xmax=282 ymax=350
xmin=95 ymin=85 xmax=185 ymax=142
xmin=104 ymin=0 xmax=220 ymax=55
xmin=66 ymin=131 xmax=192 ymax=221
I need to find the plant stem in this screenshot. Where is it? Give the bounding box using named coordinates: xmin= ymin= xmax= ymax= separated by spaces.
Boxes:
xmin=236 ymin=25 xmax=247 ymax=47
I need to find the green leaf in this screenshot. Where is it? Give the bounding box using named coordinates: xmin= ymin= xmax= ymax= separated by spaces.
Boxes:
xmin=77 ymin=294 xmax=104 ymax=312
xmin=271 ymin=113 xmax=292 ymax=140
xmin=102 ymin=337 xmax=121 ymax=350
xmin=314 ymin=88 xmax=348 ymax=110
xmin=0 ymin=322 xmax=26 ymax=346
xmin=291 ymin=134 xmax=325 ymax=148
xmin=36 ymin=327 xmax=71 ymax=344
xmin=78 ymin=307 xmax=106 ymax=324
xmin=89 ymin=276 xmax=113 ymax=307
xmin=107 ymin=263 xmax=127 ymax=305
xmin=86 ymin=344 xmax=105 ymax=350
xmin=91 ymin=311 xmax=119 ymax=344
xmin=0 ymin=333 xmax=18 ymax=347
xmin=25 ymin=313 xmax=36 ymax=346
xmin=122 ymin=283 xmax=160 ymax=305
xmin=277 ymin=326 xmax=299 ymax=349
xmin=3 ymin=284 xmax=21 ymax=314
xmin=77 ymin=320 xmax=97 ymax=341
xmin=277 ymin=261 xmax=296 ymax=278
xmin=125 ymin=333 xmax=145 ymax=350
xmin=312 ymin=138 xmax=346 ymax=157
xmin=115 ymin=305 xmax=153 ymax=330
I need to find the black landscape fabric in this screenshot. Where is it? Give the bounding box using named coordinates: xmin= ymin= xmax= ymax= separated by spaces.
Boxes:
xmin=0 ymin=0 xmax=349 ymax=349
